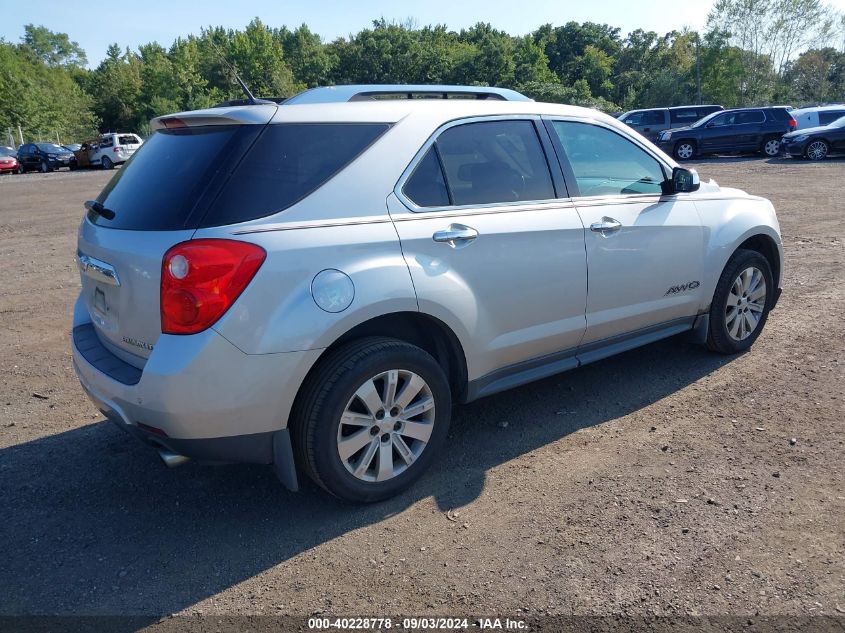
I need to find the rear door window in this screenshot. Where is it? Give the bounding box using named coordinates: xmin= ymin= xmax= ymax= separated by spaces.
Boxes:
xmin=670 ymin=108 xmax=701 ymax=124
xmin=403 ymin=146 xmax=450 ymax=207
xmin=737 ymin=111 xmax=765 ymax=124
xmin=433 ymin=120 xmax=555 ymax=206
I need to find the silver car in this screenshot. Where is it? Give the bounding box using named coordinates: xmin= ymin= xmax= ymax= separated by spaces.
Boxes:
xmin=72 ymin=85 xmax=783 ymax=502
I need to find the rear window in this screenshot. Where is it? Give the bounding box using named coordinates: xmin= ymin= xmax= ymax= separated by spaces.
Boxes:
xmin=118 ymin=134 xmax=141 ymax=145
xmin=91 ymin=125 xmax=260 ymax=230
xmin=200 ymin=123 xmax=389 ymax=227
xmin=90 ymin=123 xmax=388 ymax=230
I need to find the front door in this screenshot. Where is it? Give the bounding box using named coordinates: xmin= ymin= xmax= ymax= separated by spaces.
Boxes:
xmin=389 ymin=118 xmax=588 ymax=384
xmin=545 ymin=118 xmax=707 ymax=347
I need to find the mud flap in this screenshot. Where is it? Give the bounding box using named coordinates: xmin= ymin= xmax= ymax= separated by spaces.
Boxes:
xmin=689 ymin=313 xmax=710 ymax=345
xmin=272 ymin=429 xmax=299 ymax=492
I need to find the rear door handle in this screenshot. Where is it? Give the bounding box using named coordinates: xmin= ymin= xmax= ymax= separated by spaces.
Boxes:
xmin=432 ymin=224 xmax=478 ymax=248
xmin=590 ymin=217 xmax=622 ymax=235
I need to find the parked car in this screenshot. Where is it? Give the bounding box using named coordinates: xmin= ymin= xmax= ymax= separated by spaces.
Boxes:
xmin=86 ymin=133 xmax=144 ymax=169
xmin=790 ymin=105 xmax=845 ymax=130
xmin=62 ymin=143 xmax=82 ymax=153
xmin=657 ymin=107 xmax=797 ymax=159
xmin=617 ymin=105 xmax=723 ymax=142
xmin=72 ymin=85 xmax=783 ymax=502
xmin=17 ymin=142 xmax=76 ymax=172
xmin=782 ymin=114 xmax=845 ymax=160
xmin=0 ymin=147 xmax=21 ymax=174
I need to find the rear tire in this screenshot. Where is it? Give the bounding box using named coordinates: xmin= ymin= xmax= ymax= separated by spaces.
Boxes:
xmin=706 ymin=249 xmax=774 ymax=355
xmin=101 ymin=156 xmax=114 ymax=170
xmin=761 ymin=136 xmax=781 ymax=157
xmin=291 ymin=337 xmax=451 ymax=503
xmin=805 ymin=139 xmax=828 ymax=161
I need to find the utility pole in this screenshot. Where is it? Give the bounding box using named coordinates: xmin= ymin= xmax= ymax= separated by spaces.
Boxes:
xmin=696 ymin=33 xmax=702 ymax=105
xmin=17 ymin=124 xmax=23 ymax=146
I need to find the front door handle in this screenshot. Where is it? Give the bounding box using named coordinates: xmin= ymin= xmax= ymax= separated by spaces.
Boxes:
xmin=590 ymin=217 xmax=622 ymax=235
xmin=432 ymin=224 xmax=478 ymax=248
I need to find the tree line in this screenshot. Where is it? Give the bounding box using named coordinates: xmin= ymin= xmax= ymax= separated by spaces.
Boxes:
xmin=1 ymin=0 xmax=843 ymax=144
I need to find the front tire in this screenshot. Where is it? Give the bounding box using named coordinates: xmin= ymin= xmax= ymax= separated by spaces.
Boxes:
xmin=805 ymin=139 xmax=828 ymax=161
xmin=40 ymin=160 xmax=51 ymax=173
xmin=292 ymin=337 xmax=452 ymax=503
xmin=674 ymin=141 xmax=696 ymax=161
xmin=706 ymin=249 xmax=774 ymax=354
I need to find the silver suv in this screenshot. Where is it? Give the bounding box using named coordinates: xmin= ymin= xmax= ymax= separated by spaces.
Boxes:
xmin=72 ymin=85 xmax=783 ymax=502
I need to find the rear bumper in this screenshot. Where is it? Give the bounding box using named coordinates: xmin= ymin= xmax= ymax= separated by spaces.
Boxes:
xmin=71 ymin=301 xmax=321 ymax=464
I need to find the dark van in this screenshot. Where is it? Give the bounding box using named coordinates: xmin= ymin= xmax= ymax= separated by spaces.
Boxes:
xmin=617 ymin=105 xmax=724 ymax=142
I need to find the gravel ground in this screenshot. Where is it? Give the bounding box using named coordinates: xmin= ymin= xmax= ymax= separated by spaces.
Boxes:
xmin=0 ymin=158 xmax=843 ymax=625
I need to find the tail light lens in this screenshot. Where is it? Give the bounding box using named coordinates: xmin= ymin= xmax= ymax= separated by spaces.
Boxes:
xmin=113 ymin=146 xmax=121 ymax=153
xmin=788 ymin=119 xmax=797 ymax=129
xmin=161 ymin=239 xmax=266 ymax=335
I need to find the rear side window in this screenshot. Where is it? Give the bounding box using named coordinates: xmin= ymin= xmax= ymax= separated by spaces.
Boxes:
xmin=670 ymin=108 xmax=701 ymax=124
xmin=769 ymin=108 xmax=794 ymax=122
xmin=201 ymin=123 xmax=389 ymax=226
xmin=92 ymin=125 xmax=261 ymax=230
xmin=819 ymin=111 xmax=845 ymax=125
xmin=117 ymin=134 xmax=140 ymax=145
xmin=403 ymin=147 xmax=450 ymax=207
xmin=433 ymin=120 xmax=555 ymax=206
xmin=737 ymin=111 xmax=765 ymax=124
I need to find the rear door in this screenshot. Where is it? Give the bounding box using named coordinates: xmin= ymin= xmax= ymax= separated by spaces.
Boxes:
xmin=545 ymin=118 xmax=706 ymax=347
xmin=390 ymin=117 xmax=588 ymax=383
xmin=734 ymin=110 xmax=766 ymax=149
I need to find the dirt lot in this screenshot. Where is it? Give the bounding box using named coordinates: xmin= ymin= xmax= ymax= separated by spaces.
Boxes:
xmin=0 ymin=159 xmax=843 ymax=625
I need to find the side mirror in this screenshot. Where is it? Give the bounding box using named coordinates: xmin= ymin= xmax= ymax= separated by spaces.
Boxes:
xmin=662 ymin=167 xmax=700 ymax=194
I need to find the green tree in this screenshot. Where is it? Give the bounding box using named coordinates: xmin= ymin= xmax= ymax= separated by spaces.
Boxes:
xmin=21 ymin=24 xmax=87 ymax=67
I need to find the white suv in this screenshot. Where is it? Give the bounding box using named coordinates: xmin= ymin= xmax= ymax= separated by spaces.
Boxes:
xmin=71 ymin=85 xmax=783 ymax=502
xmin=88 ymin=133 xmax=143 ymax=169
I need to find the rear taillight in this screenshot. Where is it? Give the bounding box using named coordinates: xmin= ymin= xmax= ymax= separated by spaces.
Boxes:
xmin=788 ymin=119 xmax=797 ymax=128
xmin=161 ymin=239 xmax=266 ymax=335
xmin=113 ymin=146 xmax=121 ymax=153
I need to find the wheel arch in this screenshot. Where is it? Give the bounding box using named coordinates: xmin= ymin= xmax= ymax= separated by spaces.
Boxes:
xmin=297 ymin=311 xmax=469 ymax=406
xmin=736 ymin=233 xmax=782 ymax=291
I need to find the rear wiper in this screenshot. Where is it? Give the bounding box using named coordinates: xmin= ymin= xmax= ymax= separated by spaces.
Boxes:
xmin=84 ymin=200 xmax=116 ymax=220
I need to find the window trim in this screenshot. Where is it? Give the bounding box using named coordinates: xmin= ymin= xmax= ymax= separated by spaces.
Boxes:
xmin=542 ymin=116 xmax=672 ymax=201
xmin=395 ymin=115 xmax=564 ymax=213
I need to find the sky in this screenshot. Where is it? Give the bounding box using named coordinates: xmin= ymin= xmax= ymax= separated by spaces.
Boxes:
xmin=3 ymin=0 xmax=720 ymax=67
xmin=4 ymin=0 xmax=844 ymax=68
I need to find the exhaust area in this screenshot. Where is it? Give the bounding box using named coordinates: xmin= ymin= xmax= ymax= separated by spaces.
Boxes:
xmin=158 ymin=449 xmax=190 ymax=468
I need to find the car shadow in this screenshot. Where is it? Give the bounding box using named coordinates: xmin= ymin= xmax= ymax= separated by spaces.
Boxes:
xmin=0 ymin=335 xmax=732 ymax=626
xmin=689 ymin=154 xmax=845 ymax=165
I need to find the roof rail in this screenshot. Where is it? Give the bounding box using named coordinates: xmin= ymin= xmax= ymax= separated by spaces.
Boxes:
xmin=284 ymin=84 xmax=532 ymax=105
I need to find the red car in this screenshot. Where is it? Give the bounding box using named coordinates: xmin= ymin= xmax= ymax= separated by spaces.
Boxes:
xmin=0 ymin=148 xmax=21 ymax=174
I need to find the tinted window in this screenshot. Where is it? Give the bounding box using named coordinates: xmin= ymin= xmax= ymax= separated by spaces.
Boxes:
xmin=819 ymin=111 xmax=845 ymax=125
xmin=202 ymin=123 xmax=389 ymax=226
xmin=624 ymin=110 xmax=666 ymax=126
xmin=37 ymin=143 xmax=64 ymax=152
xmin=403 ymin=146 xmax=450 ymax=207
xmin=670 ymin=108 xmax=705 ymax=124
xmin=551 ymin=121 xmax=665 ymax=197
xmin=434 ymin=120 xmax=555 ymax=206
xmin=92 ymin=125 xmax=260 ymax=230
xmin=769 ymin=108 xmax=794 ymax=122
xmin=118 ymin=134 xmax=141 ymax=145
xmin=736 ymin=111 xmax=765 ymax=124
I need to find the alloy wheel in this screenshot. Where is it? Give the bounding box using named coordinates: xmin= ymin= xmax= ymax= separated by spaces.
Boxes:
xmin=806 ymin=140 xmax=828 ymax=161
xmin=725 ymin=266 xmax=767 ymax=341
xmin=337 ymin=369 xmax=435 ymax=483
